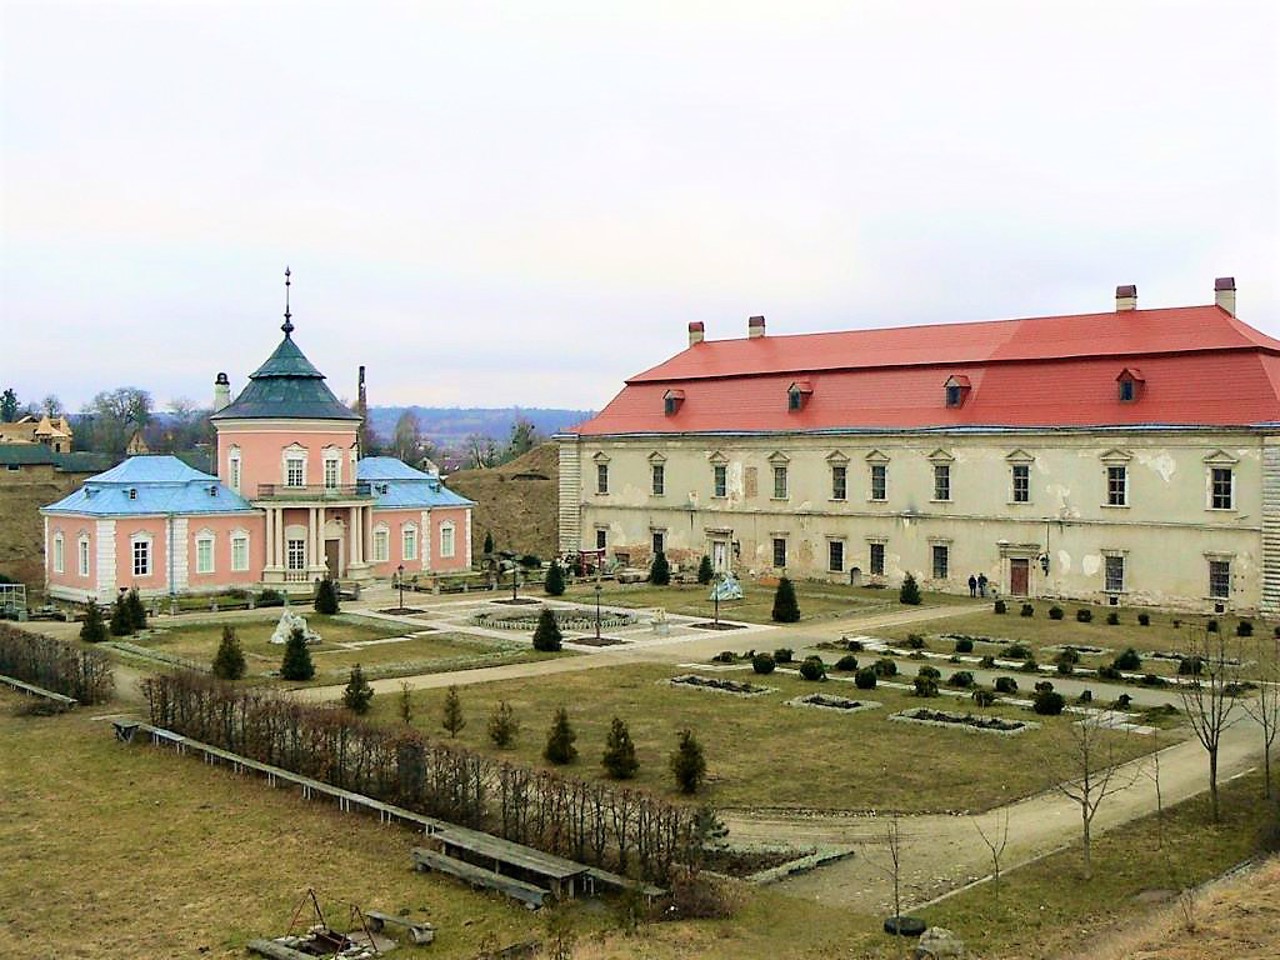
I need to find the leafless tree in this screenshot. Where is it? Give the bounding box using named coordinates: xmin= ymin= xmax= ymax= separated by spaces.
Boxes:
xmin=971 ymin=805 xmax=1011 ymax=904
xmin=1050 ymin=716 xmax=1140 ymax=880
xmin=1241 ymin=635 xmax=1280 ymax=799
xmin=1145 ymin=726 xmax=1166 ymax=849
xmin=1178 ymin=630 xmax=1241 ymax=821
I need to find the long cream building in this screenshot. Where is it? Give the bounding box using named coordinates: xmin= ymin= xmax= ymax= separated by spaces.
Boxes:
xmin=558 ymin=279 xmax=1280 ymax=614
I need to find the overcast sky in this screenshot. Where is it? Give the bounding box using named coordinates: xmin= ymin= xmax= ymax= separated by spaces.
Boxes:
xmin=2 ymin=1 xmax=1277 ymax=415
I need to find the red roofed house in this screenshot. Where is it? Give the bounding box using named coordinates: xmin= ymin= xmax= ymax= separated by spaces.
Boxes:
xmin=559 ymin=278 xmax=1280 ymax=613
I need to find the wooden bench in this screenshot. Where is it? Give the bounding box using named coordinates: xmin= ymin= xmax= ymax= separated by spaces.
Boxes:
xmin=0 ymin=674 xmax=78 ymax=709
xmin=364 ymin=910 xmax=435 ymax=944
xmin=412 ymin=847 xmax=551 ymax=908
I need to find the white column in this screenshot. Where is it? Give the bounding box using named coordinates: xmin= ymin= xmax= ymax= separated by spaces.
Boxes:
xmin=309 ymin=507 xmax=319 ymax=569
xmin=275 ymin=508 xmax=285 ymax=569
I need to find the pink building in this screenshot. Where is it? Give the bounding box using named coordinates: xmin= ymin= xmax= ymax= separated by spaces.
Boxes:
xmin=42 ymin=309 xmax=473 ymax=602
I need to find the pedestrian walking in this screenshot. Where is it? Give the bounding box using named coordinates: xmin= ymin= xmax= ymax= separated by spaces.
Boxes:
xmin=968 ymin=574 xmax=978 ymax=597
xmin=978 ymin=573 xmax=988 ymax=598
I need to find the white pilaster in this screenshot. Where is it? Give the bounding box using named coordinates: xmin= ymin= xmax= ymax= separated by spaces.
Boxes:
xmin=171 ymin=517 xmax=189 ymax=593
xmin=421 ymin=509 xmax=432 ymax=571
xmin=95 ymin=519 xmax=116 ymax=599
xmin=465 ymin=509 xmax=473 ymax=566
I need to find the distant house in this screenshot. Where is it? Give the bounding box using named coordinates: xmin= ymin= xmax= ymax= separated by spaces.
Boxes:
xmin=0 ymin=414 xmax=74 ymax=453
xmin=42 ymin=302 xmax=473 ymax=602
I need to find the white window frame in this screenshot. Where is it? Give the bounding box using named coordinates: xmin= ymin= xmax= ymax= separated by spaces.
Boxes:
xmin=712 ymin=464 xmax=727 ymax=498
xmin=1106 ymin=465 xmax=1128 ymax=507
xmin=323 ymin=452 xmax=342 ymax=490
xmin=772 ymin=465 xmax=788 ymax=500
xmin=131 ymin=533 xmax=153 ymax=578
xmin=230 ymin=531 xmax=250 ymax=572
xmin=195 ymin=531 xmax=216 ymax=575
xmin=439 ymin=521 xmax=456 ymax=559
xmin=828 ymin=539 xmax=845 ymax=573
xmin=932 ymin=463 xmax=951 ymax=502
xmin=1209 ymin=466 xmax=1234 ymax=511
xmin=869 ymin=542 xmax=886 ymax=577
xmin=228 ymin=447 xmax=242 ymax=494
xmin=831 ymin=463 xmax=847 ymax=501
xmin=651 ymin=462 xmax=665 ymax=497
xmin=1011 ymin=463 xmax=1030 ymax=503
xmin=1208 ymin=558 xmax=1231 ymax=599
xmin=931 ymin=543 xmax=949 ymax=580
xmin=372 ymin=525 xmax=390 ymax=563
xmin=78 ymin=534 xmax=90 ymax=578
xmin=53 ymin=532 xmax=64 ymax=574
xmin=651 ymin=530 xmax=665 ymax=556
xmin=1104 ymin=553 xmax=1126 ymax=593
xmin=402 ymin=523 xmax=418 ymax=562
xmin=772 ymin=537 xmax=787 ymax=569
xmin=869 ymin=462 xmax=888 ymax=502
xmin=286 ymin=537 xmax=307 ymax=571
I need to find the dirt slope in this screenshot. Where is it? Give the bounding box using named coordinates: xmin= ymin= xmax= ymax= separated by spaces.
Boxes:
xmin=445 ymin=442 xmax=559 ymax=561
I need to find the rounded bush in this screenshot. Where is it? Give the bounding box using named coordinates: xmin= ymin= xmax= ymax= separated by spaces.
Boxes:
xmin=948 ymin=670 xmax=975 ymax=688
xmin=954 ymin=637 xmax=974 ymax=654
xmin=1020 ymin=603 xmax=1035 ymax=618
xmin=835 ymin=654 xmax=859 ymax=672
xmin=873 ymin=658 xmax=898 ymax=678
xmin=906 ymin=634 xmax=927 ymax=650
xmin=993 ymin=599 xmax=1007 ymax=615
xmin=846 ymin=639 xmax=865 ymax=652
xmin=883 ymin=916 xmax=927 ymax=937
xmin=1106 ymin=612 xmax=1120 ymax=626
xmin=1076 ymin=608 xmax=1093 ymax=623
xmin=1007 ymin=643 xmax=1031 ymax=660
xmin=1078 ymin=689 xmax=1093 ymax=704
xmin=1207 ymin=619 xmax=1219 ymax=633
xmin=1020 ymin=658 xmax=1040 ymax=673
xmin=752 ymin=652 xmax=776 ymax=675
xmin=1178 ymin=656 xmax=1203 ymax=676
xmin=1141 ymin=673 xmax=1168 ymax=687
xmin=979 ymin=655 xmax=996 ymax=669
xmin=994 ymin=676 xmax=1018 ymax=694
xmin=1237 ymin=620 xmax=1255 ymax=638
xmin=1137 ymin=612 xmax=1150 ymax=626
xmin=712 ymin=650 xmax=736 ymax=663
xmin=1034 ymin=679 xmax=1055 ymax=693
xmin=774 ymin=648 xmax=794 ymax=664
xmin=917 ymin=665 xmax=941 ymax=680
xmin=972 ymin=689 xmax=996 ymax=707
xmin=913 ymin=676 xmax=939 ymax=698
xmin=1116 ymin=693 xmax=1133 ymax=709
xmin=1113 ymin=647 xmax=1142 ymax=671
xmin=854 ymin=667 xmax=877 ymax=690
xmin=1097 ymin=665 xmax=1122 ymax=681
xmin=1033 ymin=690 xmax=1066 ymax=715
xmin=799 ymin=657 xmax=827 ymax=682
xmin=1048 ymin=606 xmax=1064 ymax=620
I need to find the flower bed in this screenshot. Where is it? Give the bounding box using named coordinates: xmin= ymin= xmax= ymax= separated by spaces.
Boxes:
xmin=471 ymin=608 xmax=638 ymax=632
xmin=889 ymin=707 xmax=1038 ymax=736
xmin=934 ymin=633 xmax=1014 ymax=646
xmin=666 ymin=674 xmax=774 ymax=697
xmin=1042 ymin=643 xmax=1111 ymax=656
xmin=786 ymin=693 xmax=880 ymax=714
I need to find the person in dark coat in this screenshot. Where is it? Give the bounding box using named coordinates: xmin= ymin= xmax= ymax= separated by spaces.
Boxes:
xmin=978 ymin=573 xmax=988 ymax=598
xmin=968 ymin=574 xmax=978 ymax=597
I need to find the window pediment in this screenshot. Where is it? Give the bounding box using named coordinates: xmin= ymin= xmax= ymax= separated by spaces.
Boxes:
xmin=826 ymin=449 xmax=849 ymax=464
xmin=1100 ymin=449 xmax=1133 ymax=464
xmin=1005 ymin=449 xmax=1035 ymax=464
xmin=865 ymin=449 xmax=890 ymax=464
xmin=708 ymin=451 xmax=728 ymax=465
xmin=1203 ymin=449 xmax=1239 ymax=465
xmin=768 ymin=451 xmax=791 ymax=465
xmin=927 ymin=448 xmax=955 ymax=463
xmin=592 ymin=451 xmax=611 ymax=464
xmin=648 ymin=451 xmax=667 ymax=464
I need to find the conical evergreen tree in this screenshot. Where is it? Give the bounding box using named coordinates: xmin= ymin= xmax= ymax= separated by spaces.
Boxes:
xmin=483 ymin=531 xmax=495 ymax=556
xmin=669 ymin=728 xmax=707 ymax=794
xmin=79 ymin=600 xmax=107 ymax=644
xmin=771 ymin=577 xmax=800 ymax=623
xmin=544 ymin=559 xmax=566 ymax=597
xmin=602 ymin=716 xmax=639 ymax=780
xmin=488 ymin=700 xmax=520 ymax=748
xmin=441 ymin=684 xmax=466 ymax=737
xmin=109 ymin=594 xmax=132 ymax=636
xmin=648 ymin=551 xmax=671 ymax=586
xmin=314 ymin=576 xmax=340 ymax=614
xmin=532 ymin=607 xmax=563 ymax=651
xmin=544 ymin=706 xmax=578 ymax=765
xmin=697 ymin=555 xmax=714 ymax=585
xmin=280 ymin=625 xmax=315 ymax=680
xmin=126 ymin=588 xmax=148 ymax=631
xmin=212 ymin=625 xmax=246 ymax=680
xmin=342 ymin=663 xmax=374 ymax=714
xmin=899 ymin=572 xmax=922 ymax=606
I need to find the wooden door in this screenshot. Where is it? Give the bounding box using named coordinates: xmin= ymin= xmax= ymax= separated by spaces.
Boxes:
xmin=1010 ymin=558 xmax=1030 ymax=596
xmin=325 ymin=539 xmax=341 ymax=578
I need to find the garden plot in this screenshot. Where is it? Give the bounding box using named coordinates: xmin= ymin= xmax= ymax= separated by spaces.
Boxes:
xmin=785 ymin=693 xmax=880 ymax=715
xmin=667 ymin=674 xmax=775 ymax=697
xmin=890 ymin=707 xmax=1039 ymax=736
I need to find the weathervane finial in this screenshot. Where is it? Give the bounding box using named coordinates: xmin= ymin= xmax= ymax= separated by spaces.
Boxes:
xmin=282 ymin=266 xmax=294 ymax=336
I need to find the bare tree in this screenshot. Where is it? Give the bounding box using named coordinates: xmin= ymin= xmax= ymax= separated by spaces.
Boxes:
xmin=1178 ymin=630 xmax=1241 ymax=821
xmin=1241 ymin=635 xmax=1279 ymax=800
xmin=1145 ymin=726 xmax=1166 ymax=850
xmin=1050 ymin=717 xmax=1140 ymax=880
xmin=971 ymin=805 xmax=1011 ymax=904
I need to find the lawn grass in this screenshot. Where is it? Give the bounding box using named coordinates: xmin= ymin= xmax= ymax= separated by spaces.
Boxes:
xmin=915 ymin=769 xmax=1277 ymax=960
xmin=380 ymin=662 xmax=1158 ymax=813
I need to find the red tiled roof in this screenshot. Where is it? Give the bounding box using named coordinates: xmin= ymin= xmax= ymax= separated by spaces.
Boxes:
xmin=575 ymin=305 xmax=1280 ymax=434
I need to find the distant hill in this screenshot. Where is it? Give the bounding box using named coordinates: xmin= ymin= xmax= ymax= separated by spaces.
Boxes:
xmin=367 ymin=407 xmax=594 ymax=447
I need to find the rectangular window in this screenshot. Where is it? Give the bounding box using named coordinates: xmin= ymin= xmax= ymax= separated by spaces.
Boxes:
xmin=196 ymin=538 xmax=214 ymax=575
xmin=831 ymin=464 xmax=847 ymax=501
xmin=53 ymin=536 xmax=64 ymax=574
xmin=931 ymin=544 xmax=949 ymax=580
xmin=403 ymin=527 xmax=418 ymax=561
xmin=869 ymin=543 xmax=885 ymax=576
xmin=828 ymin=540 xmax=844 ymax=573
xmin=870 ymin=464 xmax=887 ymax=501
xmin=772 ymin=538 xmax=787 ymax=568
xmin=651 ymin=463 xmax=665 ymax=496
xmin=372 ymin=530 xmax=389 ymax=563
xmin=1211 ymin=468 xmax=1233 ymax=510
xmin=596 ymin=462 xmax=609 ymax=494
xmin=652 ymin=531 xmax=665 ymax=556
xmin=594 ymin=528 xmax=607 ymax=551
xmin=286 ymin=457 xmax=305 ymax=487
xmin=772 ymin=465 xmax=788 ymax=499
xmin=1208 ymin=560 xmax=1230 ymax=599
xmin=287 ymin=538 xmax=307 ymax=570
xmin=713 ymin=464 xmax=727 ymax=498
xmin=231 ymin=536 xmax=249 ymax=572
xmin=133 ymin=539 xmax=151 ymax=577
xmin=440 ymin=525 xmax=456 ymax=558
xmin=78 ymin=538 xmax=90 ymax=577
xmin=1104 ymin=555 xmax=1125 ymax=592
xmin=1012 ymin=464 xmax=1030 ymax=503
xmin=933 ymin=464 xmax=951 ymax=501
xmin=324 ymin=458 xmax=340 ymax=489
xmin=1106 ymin=465 xmax=1128 ymax=506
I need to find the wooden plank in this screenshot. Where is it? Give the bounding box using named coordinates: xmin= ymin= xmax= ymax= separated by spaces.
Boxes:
xmin=0 ymin=673 xmax=77 ymax=706
xmin=435 ymin=826 xmax=589 ymax=880
xmin=364 ymin=910 xmax=436 ymax=944
xmin=412 ymin=847 xmax=550 ymax=908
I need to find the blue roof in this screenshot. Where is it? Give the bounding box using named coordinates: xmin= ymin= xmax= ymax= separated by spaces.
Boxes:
xmin=42 ymin=455 xmax=257 ymax=517
xmin=358 ymin=457 xmax=475 ymax=508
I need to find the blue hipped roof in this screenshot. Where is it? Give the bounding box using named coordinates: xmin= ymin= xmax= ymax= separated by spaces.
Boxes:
xmin=42 ymin=455 xmax=257 ymax=517
xmin=358 ymin=457 xmax=474 ymax=508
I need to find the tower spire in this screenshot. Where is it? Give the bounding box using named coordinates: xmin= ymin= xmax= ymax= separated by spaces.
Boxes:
xmin=282 ymin=266 xmax=294 ymax=337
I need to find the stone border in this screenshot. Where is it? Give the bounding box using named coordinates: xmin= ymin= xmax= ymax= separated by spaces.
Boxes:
xmin=785 ymin=693 xmax=881 ymax=715
xmin=665 ymin=674 xmax=775 ymax=697
xmin=1041 ymin=643 xmax=1112 ymax=656
xmin=889 ymin=707 xmax=1039 ymax=737
xmin=471 ymin=609 xmax=639 ymax=632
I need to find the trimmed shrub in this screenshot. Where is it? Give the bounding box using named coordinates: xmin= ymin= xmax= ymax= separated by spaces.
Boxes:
xmin=1116 ymin=693 xmax=1133 ymax=709
xmin=1113 ymin=647 xmax=1142 ymax=671
xmin=483 ymin=531 xmax=495 ymax=555
xmin=979 ymin=655 xmax=996 ymax=669
xmin=1007 ymin=643 xmax=1031 ymax=660
xmin=649 ymin=551 xmax=671 ymax=586
xmin=1106 ymin=611 xmax=1120 ymax=626
xmin=669 ymin=728 xmax=707 ymax=794
xmin=1141 ymin=673 xmax=1168 ymax=687
xmin=774 ymin=648 xmax=794 ymax=664
xmin=1207 ymin=619 xmax=1219 ymax=633
xmin=602 ymin=717 xmax=639 ymax=779
xmin=125 ymin=588 xmax=147 ymax=631
xmin=994 ymin=676 xmax=1018 ymax=694
xmin=212 ymin=625 xmax=246 ymax=681
xmin=846 ymin=639 xmax=864 ymax=652
xmin=1076 ymin=608 xmax=1093 ymax=623
xmin=917 ymin=665 xmax=941 ymax=680
xmin=109 ymin=595 xmax=132 ymax=637
xmin=1178 ymin=656 xmax=1204 ymax=676
xmin=913 ymin=677 xmax=939 ymax=698
xmin=1048 ymin=605 xmax=1064 ymax=620
xmin=342 ymin=663 xmax=374 ymax=714
xmin=1138 ymin=612 xmax=1150 ymax=626
xmin=697 ymin=555 xmax=714 ymax=585
xmin=1078 ymin=689 xmax=1093 ymax=704
xmin=954 ymin=637 xmax=974 ymax=654
xmin=899 ymin=573 xmax=922 ymax=606
xmin=257 ymin=588 xmax=284 ymax=607
xmin=972 ymin=689 xmax=996 ymax=707
xmin=1237 ymin=620 xmax=1254 ymax=638
xmin=771 ymin=577 xmax=800 ymax=623
xmin=873 ymin=658 xmax=898 ymax=678
xmin=1033 ymin=690 xmax=1066 ymax=715
xmin=441 ymin=685 xmax=466 ymax=737
xmin=1020 ymin=603 xmax=1035 ymax=618
xmin=948 ymin=670 xmax=975 ymax=688
xmin=711 ymin=650 xmax=736 ymax=663
xmin=799 ymin=657 xmax=827 ymax=682
xmin=544 ymin=559 xmax=566 ymax=597
xmin=906 ymin=634 xmax=927 ymax=650
xmin=994 ymin=599 xmax=1007 ymax=614
xmin=1034 ymin=680 xmax=1055 ymax=693
xmin=314 ymin=577 xmax=340 ymax=615
xmin=1020 ymin=658 xmax=1040 ymax=673
xmin=1097 ymin=665 xmax=1123 ymax=681
xmin=543 ymin=706 xmax=578 ymax=764
xmin=79 ymin=600 xmax=107 ymax=644
xmin=752 ymin=652 xmax=776 ymax=675
xmin=854 ymin=667 xmax=877 ymax=690
xmin=280 ymin=626 xmax=315 ymax=681
xmin=532 ymin=607 xmax=563 ymax=652
xmin=488 ymin=700 xmax=520 ymax=748
xmin=835 ymin=654 xmax=859 ymax=672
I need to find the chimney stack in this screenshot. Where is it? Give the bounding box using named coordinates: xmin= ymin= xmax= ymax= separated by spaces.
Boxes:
xmin=1215 ymin=277 xmax=1236 ymax=316
xmin=688 ymin=321 xmax=705 ymax=347
xmin=748 ymin=315 xmax=766 ymax=338
xmin=213 ymin=372 xmax=230 ymax=411
xmin=1115 ymin=284 xmax=1138 ymax=311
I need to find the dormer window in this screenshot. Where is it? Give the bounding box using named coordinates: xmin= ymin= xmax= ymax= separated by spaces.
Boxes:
xmin=943 ymin=375 xmax=971 ymax=408
xmin=1117 ymin=368 xmax=1144 ymax=403
xmin=663 ymin=390 xmax=685 ymax=416
xmin=787 ymin=381 xmax=813 ymax=412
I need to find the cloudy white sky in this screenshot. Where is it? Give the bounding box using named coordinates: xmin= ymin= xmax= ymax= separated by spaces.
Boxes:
xmin=2 ymin=1 xmax=1277 ymax=415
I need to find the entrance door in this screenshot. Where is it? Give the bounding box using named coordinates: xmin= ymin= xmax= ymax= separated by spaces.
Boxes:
xmin=325 ymin=539 xmax=341 ymax=578
xmin=712 ymin=541 xmax=728 ymax=573
xmin=1010 ymin=558 xmax=1030 ymax=596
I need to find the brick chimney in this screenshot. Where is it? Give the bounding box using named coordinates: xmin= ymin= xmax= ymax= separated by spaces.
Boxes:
xmin=688 ymin=322 xmax=705 ymax=346
xmin=213 ymin=372 xmax=230 ymax=411
xmin=1215 ymin=277 xmax=1236 ymax=316
xmin=748 ymin=315 xmax=766 ymax=338
xmin=1115 ymin=284 xmax=1138 ymax=311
